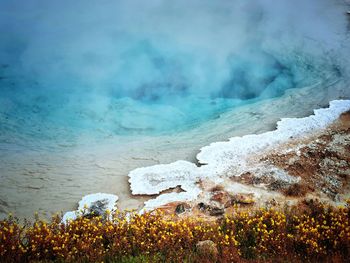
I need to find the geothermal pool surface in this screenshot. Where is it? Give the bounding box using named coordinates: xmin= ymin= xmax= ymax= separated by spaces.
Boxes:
xmin=0 ymin=0 xmax=350 ymax=219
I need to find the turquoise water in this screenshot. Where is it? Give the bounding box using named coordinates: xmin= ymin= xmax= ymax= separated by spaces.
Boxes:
xmin=0 ymin=47 xmax=339 ymax=142
xmin=0 ymin=0 xmax=348 ymax=143
xmin=0 ymin=0 xmax=349 ymax=218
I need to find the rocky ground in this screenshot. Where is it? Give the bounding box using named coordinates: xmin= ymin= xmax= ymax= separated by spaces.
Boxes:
xmin=156 ymin=111 xmax=350 ymax=220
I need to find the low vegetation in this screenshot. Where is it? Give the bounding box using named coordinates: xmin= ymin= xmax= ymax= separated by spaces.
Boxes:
xmin=1 ymin=200 xmax=349 ymax=262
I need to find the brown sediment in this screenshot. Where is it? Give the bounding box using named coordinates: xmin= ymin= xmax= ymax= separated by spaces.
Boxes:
xmin=157 ymin=113 xmax=350 ymax=219
xmin=261 ymin=111 xmax=350 ymax=200
xmin=339 ymin=110 xmax=350 ymax=124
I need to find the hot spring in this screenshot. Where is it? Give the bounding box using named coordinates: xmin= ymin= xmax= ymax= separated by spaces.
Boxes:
xmin=0 ymin=0 xmax=350 ymax=219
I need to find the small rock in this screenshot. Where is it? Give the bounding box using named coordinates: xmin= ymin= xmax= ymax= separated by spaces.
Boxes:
xmin=209 ymin=207 xmax=225 ymax=216
xmin=196 ymin=240 xmax=218 ymax=261
xmin=231 ymin=193 xmax=255 ymax=204
xmin=84 ymin=199 xmax=108 ymax=218
xmin=198 ymin=202 xmax=225 ymax=216
xmin=175 ymin=203 xmax=186 ymax=214
xmin=198 ymin=202 xmax=208 ymax=211
xmin=211 ymin=191 xmax=233 ymax=208
xmin=208 ymin=201 xmax=225 ymax=216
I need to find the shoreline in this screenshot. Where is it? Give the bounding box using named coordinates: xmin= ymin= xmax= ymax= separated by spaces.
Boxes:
xmin=64 ymin=99 xmax=350 ymax=220
xmin=1 ymin=78 xmax=350 ymax=220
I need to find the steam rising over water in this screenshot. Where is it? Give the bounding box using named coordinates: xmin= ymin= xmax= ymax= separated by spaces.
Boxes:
xmin=0 ymin=0 xmax=350 ymax=218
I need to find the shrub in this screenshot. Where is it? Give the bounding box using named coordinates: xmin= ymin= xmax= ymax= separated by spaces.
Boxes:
xmin=0 ymin=201 xmax=349 ymax=262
